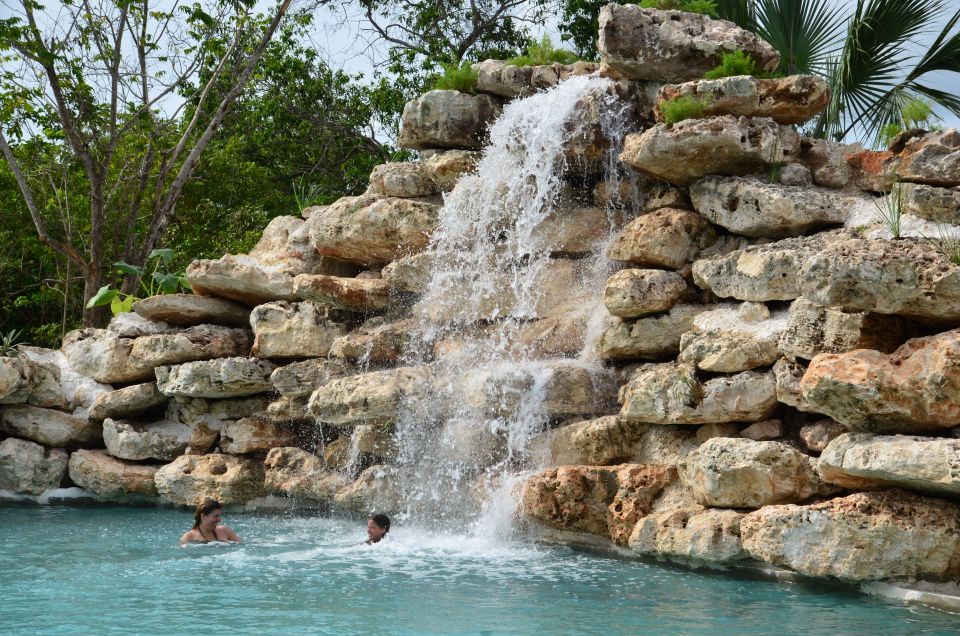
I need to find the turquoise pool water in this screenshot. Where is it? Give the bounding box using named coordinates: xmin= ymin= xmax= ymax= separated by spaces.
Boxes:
xmin=0 ymin=505 xmax=956 ymax=635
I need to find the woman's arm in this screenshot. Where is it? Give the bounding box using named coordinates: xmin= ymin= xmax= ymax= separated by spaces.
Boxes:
xmin=220 ymin=526 xmax=242 ymax=543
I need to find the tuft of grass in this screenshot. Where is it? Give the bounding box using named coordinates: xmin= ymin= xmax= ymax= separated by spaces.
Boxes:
xmin=768 ymin=133 xmax=783 ymax=183
xmin=703 ymin=50 xmax=780 ymax=80
xmin=292 ymin=177 xmax=325 ymax=213
xmin=660 ymin=94 xmax=712 ymax=124
xmin=431 ymin=61 xmax=479 ymax=94
xmin=879 ymin=96 xmax=941 ymax=146
xmin=637 ymin=0 xmax=717 ymax=16
xmin=0 ymin=328 xmax=26 ymax=357
xmin=506 ymin=35 xmax=578 ymax=67
xmin=874 ymin=178 xmax=903 ymax=239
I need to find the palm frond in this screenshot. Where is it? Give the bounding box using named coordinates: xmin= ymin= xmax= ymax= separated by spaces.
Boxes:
xmin=713 ymin=0 xmax=756 ymax=31
xmin=754 ymin=0 xmax=846 ymax=75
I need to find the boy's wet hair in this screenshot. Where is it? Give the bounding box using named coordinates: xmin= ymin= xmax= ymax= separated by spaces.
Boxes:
xmin=369 ymin=513 xmax=390 ymax=532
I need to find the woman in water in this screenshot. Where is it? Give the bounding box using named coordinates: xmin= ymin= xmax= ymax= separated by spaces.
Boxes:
xmin=179 ymin=498 xmax=242 ymax=544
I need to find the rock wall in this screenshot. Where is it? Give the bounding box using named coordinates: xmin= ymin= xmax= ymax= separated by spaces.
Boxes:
xmin=3 ymin=3 xmax=960 ymax=588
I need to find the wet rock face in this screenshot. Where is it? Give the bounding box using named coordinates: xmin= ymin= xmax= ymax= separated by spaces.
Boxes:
xmin=689 ymin=177 xmax=856 ymax=238
xmin=607 ymin=208 xmax=717 ymax=270
xmin=154 ymin=453 xmax=266 ymax=506
xmin=656 ymin=75 xmax=829 ymax=125
xmin=422 ymin=150 xmax=480 ymax=191
xmin=531 ymin=416 xmax=648 ymax=466
xmin=308 ymin=366 xmax=431 ymax=427
xmin=329 ymin=318 xmax=417 ymax=365
xmin=598 ymin=304 xmax=705 ymax=361
xmin=307 ymin=195 xmax=440 ymax=267
xmin=799 ymin=238 xmax=960 ymax=322
xmin=619 ymin=363 xmax=777 ymax=425
xmin=799 ymin=329 xmax=960 ymax=433
xmin=621 ymin=116 xmax=800 ymax=186
xmin=473 ymin=59 xmax=600 ymax=98
xmin=269 ymin=358 xmax=353 ymax=398
xmin=67 ymin=449 xmax=158 ymax=500
xmin=818 ymin=433 xmax=960 ymax=498
xmin=741 ymin=490 xmax=960 ymax=581
xmin=398 ymin=90 xmax=503 ymax=150
xmin=679 ymin=437 xmax=821 ymax=508
xmin=598 ymin=4 xmax=779 ymax=82
xmin=0 ymin=405 xmax=101 ymax=448
xmin=629 ymin=506 xmax=748 ymax=564
xmin=293 ymin=275 xmax=392 ymax=313
xmin=0 ymin=438 xmax=68 ymax=495
xmin=333 ymin=464 xmax=405 ymax=514
xmin=263 ymin=447 xmax=349 ymax=503
xmin=778 ymin=298 xmax=907 ymax=361
xmin=603 ymin=269 xmax=688 ymax=318
xmin=132 ymin=294 xmax=250 ymax=328
xmin=250 ymin=301 xmax=347 ymax=359
xmin=156 ymin=357 xmax=276 ymax=399
xmin=521 ymin=464 xmax=675 ymax=546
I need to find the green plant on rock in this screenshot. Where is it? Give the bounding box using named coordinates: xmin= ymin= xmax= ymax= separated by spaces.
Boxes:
xmin=873 ymin=177 xmax=904 ymax=239
xmin=0 ymin=328 xmax=26 ymax=357
xmin=767 ymin=133 xmax=784 ymax=183
xmin=660 ymin=95 xmax=713 ymax=124
xmin=292 ymin=178 xmax=326 ymax=213
xmin=86 ymin=249 xmax=192 ymax=316
xmin=924 ymin=225 xmax=960 ymax=266
xmin=703 ymin=50 xmax=780 ymax=79
xmin=430 ymin=62 xmax=480 ymax=94
xmin=637 ymin=0 xmax=718 ymax=16
xmin=506 ymin=35 xmax=578 ymax=67
xmin=878 ymin=97 xmax=942 ymax=146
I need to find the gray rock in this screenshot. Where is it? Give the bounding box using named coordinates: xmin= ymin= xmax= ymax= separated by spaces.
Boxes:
xmin=88 ymin=382 xmax=167 ymax=421
xmin=0 ymin=437 xmax=68 ymax=495
xmin=367 ymin=162 xmax=438 ymax=198
xmin=603 ymin=269 xmax=688 ymax=318
xmin=778 ymin=297 xmax=906 ymax=360
xmin=308 ymin=366 xmax=431 ymax=427
xmin=607 ymin=208 xmax=717 ymax=270
xmin=250 ymin=301 xmax=346 ymax=358
xmin=270 ymin=358 xmax=353 ymax=397
xmin=263 ymin=447 xmax=349 ymax=503
xmin=132 ymin=294 xmax=251 ymax=327
xmin=103 ymin=417 xmax=193 ymax=461
xmin=156 ymin=357 xmax=276 ymax=398
xmin=68 ymin=449 xmax=158 ymax=500
xmin=0 ymin=404 xmax=101 ymax=448
xmin=899 ymin=182 xmax=960 ymax=224
xmin=398 ymin=90 xmax=503 ymax=150
xmin=220 ymin=417 xmax=299 ymax=454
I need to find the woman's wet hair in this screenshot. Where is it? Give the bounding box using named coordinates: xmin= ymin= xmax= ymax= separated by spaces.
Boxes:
xmin=192 ymin=498 xmax=222 ymax=530
xmin=369 ymin=514 xmax=390 ymax=532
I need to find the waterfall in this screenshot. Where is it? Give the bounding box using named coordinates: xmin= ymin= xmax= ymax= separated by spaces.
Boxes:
xmin=388 ymin=74 xmax=640 ymax=534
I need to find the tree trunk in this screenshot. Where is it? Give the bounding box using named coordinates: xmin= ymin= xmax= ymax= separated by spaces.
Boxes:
xmin=82 ymin=266 xmax=110 ymax=328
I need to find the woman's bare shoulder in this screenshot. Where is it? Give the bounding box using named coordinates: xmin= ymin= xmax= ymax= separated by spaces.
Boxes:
xmin=179 ymin=529 xmax=202 ymax=544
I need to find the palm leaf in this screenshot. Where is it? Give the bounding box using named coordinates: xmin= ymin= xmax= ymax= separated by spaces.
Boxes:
xmin=754 ymin=0 xmax=846 ymax=76
xmin=713 ymin=0 xmax=756 ymax=30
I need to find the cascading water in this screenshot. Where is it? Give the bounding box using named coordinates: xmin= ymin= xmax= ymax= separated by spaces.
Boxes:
xmin=384 ymin=74 xmax=641 ymax=533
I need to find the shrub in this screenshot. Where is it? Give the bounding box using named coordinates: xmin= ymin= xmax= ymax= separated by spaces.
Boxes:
xmin=431 ymin=62 xmax=479 ymax=94
xmin=660 ymin=95 xmax=711 ymax=124
xmin=879 ymin=97 xmax=940 ymax=146
xmin=703 ymin=50 xmax=779 ymax=80
xmin=637 ymin=0 xmax=718 ymax=16
xmin=506 ymin=35 xmax=578 ymax=67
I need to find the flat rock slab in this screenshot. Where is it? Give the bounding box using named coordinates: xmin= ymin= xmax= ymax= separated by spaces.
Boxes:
xmin=269 ymin=358 xmax=354 ymax=398
xmin=132 ymin=294 xmax=250 ymax=327
xmin=367 ymin=162 xmax=437 ymax=198
xmin=621 ymin=116 xmax=800 ymax=186
xmin=598 ymin=4 xmax=778 ymax=82
xmin=220 ymin=417 xmax=299 ymax=454
xmin=0 ymin=404 xmax=101 ymax=448
xmin=156 ymin=357 xmax=276 ymax=399
xmin=656 ymin=75 xmax=829 ymax=125
xmin=473 ymin=59 xmax=599 ymax=98
xmin=186 ymin=255 xmax=297 ymax=305
xmin=293 ymin=274 xmax=392 ymax=312
xmin=154 ymin=453 xmax=266 ymax=506
xmin=307 ymin=195 xmax=440 ymax=267
xmin=68 ymin=449 xmax=158 ymax=500
xmin=679 ymin=437 xmax=821 ymax=508
xmin=598 ymin=304 xmax=707 ymax=361
xmin=103 ymin=417 xmax=193 ymax=461
xmin=819 ymin=432 xmax=960 ymax=498
xmin=0 ymin=437 xmax=68 ymax=495
xmin=801 ymin=329 xmax=960 ymax=433
xmin=88 ymin=382 xmax=166 ymax=421
xmin=263 ymin=447 xmax=349 ymax=503
xmin=778 ymin=298 xmax=907 ymax=361
xmin=741 ymin=490 xmax=960 ymax=581
xmin=799 ymin=238 xmax=960 ymax=322
xmin=619 ymin=363 xmax=777 ymax=425
xmin=522 ymin=464 xmax=676 ymax=546
xmin=531 ymin=416 xmax=648 ymax=466
xmin=250 ymin=301 xmax=346 ymax=359
xmin=398 ymin=90 xmax=503 ymax=150
xmin=629 ymin=506 xmax=748 ymax=564
xmin=329 ymin=318 xmax=417 ymax=365
xmin=308 ymin=366 xmax=431 ymax=427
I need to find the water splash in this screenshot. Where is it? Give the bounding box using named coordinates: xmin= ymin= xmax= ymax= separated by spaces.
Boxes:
xmin=384 ymin=74 xmax=640 ymax=531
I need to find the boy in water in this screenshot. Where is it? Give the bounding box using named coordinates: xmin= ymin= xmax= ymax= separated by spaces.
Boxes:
xmin=366 ymin=514 xmax=390 ymax=544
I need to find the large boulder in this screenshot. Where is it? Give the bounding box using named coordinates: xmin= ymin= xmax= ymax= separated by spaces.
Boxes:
xmin=797 ymin=137 xmax=861 ymax=189
xmin=598 ymin=4 xmax=778 ymax=82
xmin=422 ymin=150 xmax=481 ymax=191
xmin=185 ymin=255 xmax=298 ymax=305
xmin=597 ymin=304 xmax=706 ymax=361
xmin=307 ymin=195 xmax=440 ymax=267
xmin=103 ymin=417 xmax=193 ymax=461
xmin=367 ymin=162 xmax=438 ymax=198
xmin=603 ymin=269 xmax=688 ymax=318
xmin=62 ymin=325 xmax=252 ymax=384
xmin=397 ymin=90 xmax=503 ymax=150
xmin=818 ymin=433 xmax=960 ymax=498
xmin=741 ymin=490 xmax=960 ymax=581
xmin=308 ymin=366 xmax=431 ymax=427
xmin=607 ymin=208 xmax=717 ymax=270
xmin=329 ymin=318 xmax=417 ymax=365
xmin=800 ymin=329 xmax=960 ymax=433
xmin=531 ymin=416 xmax=648 ymax=466
xmin=619 ymin=364 xmax=777 ymax=425
xmin=778 ymin=297 xmax=907 ymax=360
xmin=269 ymin=358 xmax=353 ymax=397
xmin=220 ymin=417 xmax=299 ymax=454
xmin=679 ymin=437 xmax=821 ymax=508
xmin=0 ymin=356 xmax=64 ymax=408
xmin=249 ymin=301 xmax=346 ymax=359
xmin=678 ymin=303 xmax=786 ymax=373
xmin=155 ymin=357 xmax=276 ymax=399
xmin=263 ymin=447 xmax=349 ymax=503
xmin=67 ymin=449 xmax=158 ymax=500
xmin=620 ymin=116 xmax=799 ymax=186
xmin=88 ymin=382 xmax=166 ymax=421
xmin=899 ymin=182 xmax=960 ymax=224
xmin=333 ymin=464 xmax=405 ymax=514
xmin=689 ymin=177 xmax=861 ymax=238
xmin=521 ymin=464 xmax=675 ymax=546
xmin=0 ymin=404 xmax=100 ymax=448
xmin=162 ymin=395 xmax=267 ymax=454
xmin=656 ymin=74 xmax=829 ymax=125
xmin=293 ymin=274 xmax=392 ymax=313
xmin=132 ymin=294 xmax=250 ymax=327
xmin=799 ymin=238 xmax=960 ymax=322
xmin=473 ymin=59 xmax=599 ymax=98
xmin=629 ymin=505 xmax=748 ymax=564
xmin=381 ymin=252 xmax=434 ymax=294
xmin=154 ymin=453 xmax=266 ymax=506
xmin=0 ymin=437 xmax=68 ymax=495
xmin=692 ymin=231 xmax=848 ymax=302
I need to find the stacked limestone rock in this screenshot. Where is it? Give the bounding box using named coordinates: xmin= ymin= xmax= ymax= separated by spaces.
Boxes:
xmin=521 ymin=3 xmax=960 ymax=587
xmin=2 ymin=2 xmax=959 ymax=593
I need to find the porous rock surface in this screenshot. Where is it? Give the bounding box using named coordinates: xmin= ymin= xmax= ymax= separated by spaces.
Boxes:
xmin=154 ymin=453 xmax=266 ymax=506
xmin=68 ymin=449 xmax=158 ymax=500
